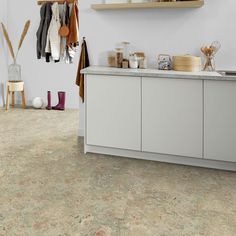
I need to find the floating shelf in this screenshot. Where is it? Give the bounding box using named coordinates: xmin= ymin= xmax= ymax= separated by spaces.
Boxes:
xmin=91 ymin=0 xmax=204 ymax=10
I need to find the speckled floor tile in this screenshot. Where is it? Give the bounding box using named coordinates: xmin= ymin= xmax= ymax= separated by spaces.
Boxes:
xmin=0 ymin=108 xmax=236 ymax=236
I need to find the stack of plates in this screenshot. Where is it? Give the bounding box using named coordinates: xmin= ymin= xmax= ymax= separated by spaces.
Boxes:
xmin=173 ymin=55 xmax=202 ymax=72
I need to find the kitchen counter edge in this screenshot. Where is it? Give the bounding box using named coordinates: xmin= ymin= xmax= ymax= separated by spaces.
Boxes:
xmin=81 ymin=66 xmax=236 ymax=81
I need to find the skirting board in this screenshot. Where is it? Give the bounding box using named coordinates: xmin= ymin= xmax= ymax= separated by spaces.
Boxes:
xmin=78 ymin=128 xmax=85 ymax=137
xmin=85 ymin=145 xmax=236 ymax=172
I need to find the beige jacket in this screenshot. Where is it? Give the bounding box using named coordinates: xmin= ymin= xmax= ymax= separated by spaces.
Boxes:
xmin=45 ymin=2 xmax=61 ymax=61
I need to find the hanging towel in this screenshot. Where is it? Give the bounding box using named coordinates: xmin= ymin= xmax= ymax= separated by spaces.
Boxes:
xmin=45 ymin=2 xmax=61 ymax=62
xmin=76 ymin=38 xmax=90 ymax=103
xmin=36 ymin=3 xmax=52 ymax=59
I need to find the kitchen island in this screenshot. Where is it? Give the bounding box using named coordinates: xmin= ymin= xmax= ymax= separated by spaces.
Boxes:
xmin=81 ymin=66 xmax=236 ymax=171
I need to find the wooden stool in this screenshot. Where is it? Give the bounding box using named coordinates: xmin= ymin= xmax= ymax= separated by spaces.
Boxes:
xmin=6 ymin=81 xmax=26 ymax=110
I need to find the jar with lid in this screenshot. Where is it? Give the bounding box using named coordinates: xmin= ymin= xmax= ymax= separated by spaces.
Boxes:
xmin=108 ymin=51 xmax=116 ymax=67
xmin=115 ymin=48 xmax=123 ymax=68
xmin=139 ymin=58 xmax=147 ymax=69
xmin=121 ymin=42 xmax=130 ymax=60
xmin=129 ymin=54 xmax=138 ymax=69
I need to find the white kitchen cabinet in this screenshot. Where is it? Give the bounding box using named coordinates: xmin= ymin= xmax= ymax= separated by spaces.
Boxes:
xmin=86 ymin=75 xmax=141 ymax=151
xmin=82 ymin=67 xmax=236 ymax=171
xmin=204 ymin=80 xmax=236 ymax=162
xmin=142 ymin=77 xmax=203 ymax=158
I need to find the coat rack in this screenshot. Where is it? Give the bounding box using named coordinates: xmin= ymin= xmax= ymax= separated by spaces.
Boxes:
xmin=37 ymin=0 xmax=75 ymax=5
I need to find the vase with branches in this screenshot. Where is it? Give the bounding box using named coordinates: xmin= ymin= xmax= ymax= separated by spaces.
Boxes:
xmin=1 ymin=20 xmax=30 ymax=81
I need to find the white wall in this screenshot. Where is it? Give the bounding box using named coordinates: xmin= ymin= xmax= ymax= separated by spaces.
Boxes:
xmin=1 ymin=0 xmax=236 ymax=134
xmin=80 ymin=0 xmax=236 ymax=68
xmin=78 ymin=0 xmax=236 ymax=135
xmin=3 ymin=0 xmax=80 ymax=109
xmin=0 ymin=0 xmax=8 ymax=107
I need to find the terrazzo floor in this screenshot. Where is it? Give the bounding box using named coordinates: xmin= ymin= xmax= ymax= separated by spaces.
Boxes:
xmin=0 ymin=109 xmax=236 ymax=236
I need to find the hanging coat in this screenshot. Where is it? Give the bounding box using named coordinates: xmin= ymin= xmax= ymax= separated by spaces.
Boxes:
xmin=76 ymin=39 xmax=90 ymax=103
xmin=60 ymin=2 xmax=70 ymax=57
xmin=67 ymin=2 xmax=79 ymax=47
xmin=45 ymin=2 xmax=61 ymax=61
xmin=65 ymin=2 xmax=79 ymax=64
xmin=36 ymin=3 xmax=52 ymax=59
xmin=41 ymin=3 xmax=52 ymax=58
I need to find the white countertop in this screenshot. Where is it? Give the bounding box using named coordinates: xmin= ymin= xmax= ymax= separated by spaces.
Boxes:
xmin=81 ymin=66 xmax=236 ymax=81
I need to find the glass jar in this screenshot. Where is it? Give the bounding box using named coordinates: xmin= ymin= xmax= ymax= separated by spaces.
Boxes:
xmin=115 ymin=48 xmax=123 ymax=68
xmin=129 ymin=54 xmax=139 ymax=69
xmin=8 ymin=62 xmax=21 ymax=81
xmin=203 ymin=55 xmax=215 ymax=71
xmin=139 ymin=58 xmax=148 ymax=69
xmin=108 ymin=51 xmax=116 ymax=67
xmin=121 ymin=42 xmax=130 ymax=60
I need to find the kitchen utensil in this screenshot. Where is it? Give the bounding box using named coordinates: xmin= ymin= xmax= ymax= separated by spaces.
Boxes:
xmin=201 ymin=41 xmax=221 ymax=71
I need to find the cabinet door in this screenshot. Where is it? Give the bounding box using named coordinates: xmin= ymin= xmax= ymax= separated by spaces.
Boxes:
xmin=142 ymin=77 xmax=203 ymax=158
xmin=204 ymin=80 xmax=236 ymax=162
xmin=86 ymin=75 xmax=141 ymax=151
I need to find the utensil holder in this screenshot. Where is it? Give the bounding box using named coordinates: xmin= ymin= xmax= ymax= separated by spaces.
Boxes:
xmin=203 ymin=55 xmax=215 ymax=71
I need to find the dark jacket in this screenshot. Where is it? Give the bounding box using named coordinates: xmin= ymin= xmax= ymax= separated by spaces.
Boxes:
xmin=36 ymin=3 xmax=52 ymax=59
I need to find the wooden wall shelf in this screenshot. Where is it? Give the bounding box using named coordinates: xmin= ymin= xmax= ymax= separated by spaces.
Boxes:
xmin=37 ymin=0 xmax=75 ymax=5
xmin=91 ymin=0 xmax=204 ymax=10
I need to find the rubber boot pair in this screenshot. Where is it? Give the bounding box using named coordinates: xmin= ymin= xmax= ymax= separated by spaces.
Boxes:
xmin=46 ymin=91 xmax=66 ymax=111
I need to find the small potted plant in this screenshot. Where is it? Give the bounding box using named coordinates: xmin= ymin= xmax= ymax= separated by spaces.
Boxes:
xmin=1 ymin=20 xmax=30 ymax=89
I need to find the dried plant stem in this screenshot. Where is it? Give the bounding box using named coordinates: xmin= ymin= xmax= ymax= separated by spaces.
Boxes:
xmin=1 ymin=20 xmax=30 ymax=62
xmin=1 ymin=22 xmax=15 ymax=61
xmin=16 ymin=20 xmax=30 ymax=60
